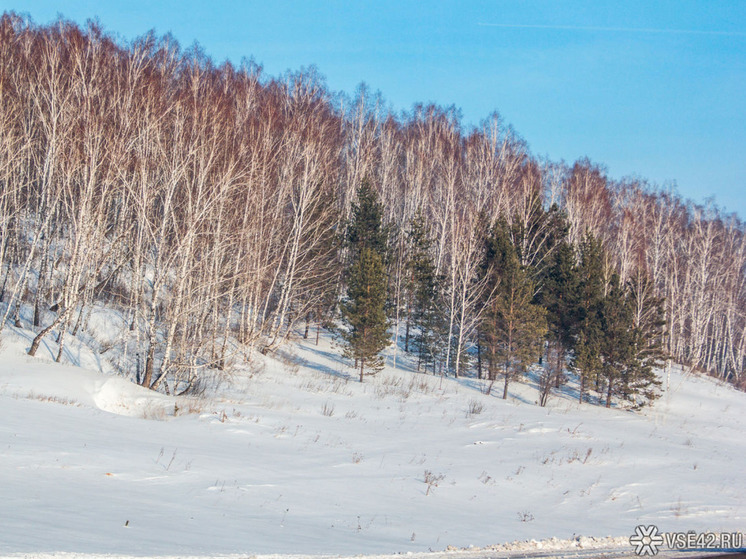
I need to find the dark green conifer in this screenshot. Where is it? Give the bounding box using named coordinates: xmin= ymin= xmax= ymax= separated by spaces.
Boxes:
xmin=341 ymin=182 xmax=390 ymax=381
xmin=535 ymin=208 xmax=581 ymax=405
xmin=341 ymin=247 xmax=390 ymax=381
xmin=573 ymin=232 xmax=606 ymax=402
xmin=623 ymin=269 xmax=665 ymax=405
xmin=405 ymin=212 xmax=441 ymax=372
xmin=346 ymin=179 xmax=388 ymax=261
xmin=599 ymin=273 xmax=635 ymax=407
xmin=481 ymin=218 xmax=547 ymax=398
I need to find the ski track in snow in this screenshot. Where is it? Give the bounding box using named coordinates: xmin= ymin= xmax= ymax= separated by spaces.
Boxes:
xmin=0 ymin=311 xmax=744 ymax=558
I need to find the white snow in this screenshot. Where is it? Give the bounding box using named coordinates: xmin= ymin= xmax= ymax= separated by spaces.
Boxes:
xmin=0 ymin=321 xmax=744 ymax=558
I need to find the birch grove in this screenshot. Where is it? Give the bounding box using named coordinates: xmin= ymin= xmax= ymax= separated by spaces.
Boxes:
xmin=1 ymin=14 xmax=744 ymax=393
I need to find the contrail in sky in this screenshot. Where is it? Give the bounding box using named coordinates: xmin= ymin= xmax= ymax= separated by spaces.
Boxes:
xmin=477 ymin=22 xmax=746 ymax=37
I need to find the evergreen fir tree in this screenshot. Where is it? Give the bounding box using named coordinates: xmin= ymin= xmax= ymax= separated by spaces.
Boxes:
xmin=481 ymin=219 xmax=547 ymax=398
xmin=347 ymin=179 xmax=388 ymax=261
xmin=599 ymin=273 xmax=635 ymax=407
xmin=540 ymin=211 xmax=580 ymax=351
xmin=624 ymin=269 xmax=665 ymax=405
xmin=596 ymin=269 xmax=664 ymax=408
xmin=405 ymin=212 xmax=441 ymax=373
xmin=341 ymin=182 xmax=390 ymax=381
xmin=478 ymin=217 xmax=512 ymax=382
xmin=341 ymin=247 xmax=390 ymax=381
xmin=573 ymin=232 xmax=606 ymax=403
xmin=535 ymin=208 xmax=581 ymax=405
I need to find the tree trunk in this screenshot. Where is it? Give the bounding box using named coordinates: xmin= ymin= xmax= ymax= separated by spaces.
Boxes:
xmin=476 ymin=336 xmax=482 ymax=380
xmin=56 ymin=327 xmax=67 ymax=363
xmin=33 ymin=248 xmax=49 ymax=327
xmin=28 ymin=309 xmax=67 ymax=357
xmin=142 ymin=345 xmax=155 ymax=389
xmin=13 ymin=300 xmax=22 ymax=328
xmin=0 ymin=260 xmax=10 ymax=302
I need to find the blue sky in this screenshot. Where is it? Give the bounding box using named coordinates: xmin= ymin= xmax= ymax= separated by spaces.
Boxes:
xmin=6 ymin=1 xmax=746 ymax=217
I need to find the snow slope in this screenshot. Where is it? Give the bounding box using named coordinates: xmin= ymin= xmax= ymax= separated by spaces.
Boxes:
xmin=0 ymin=324 xmax=744 ymax=557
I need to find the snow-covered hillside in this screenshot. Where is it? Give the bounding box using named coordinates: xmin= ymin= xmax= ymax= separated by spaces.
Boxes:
xmin=0 ymin=322 xmax=744 ymax=557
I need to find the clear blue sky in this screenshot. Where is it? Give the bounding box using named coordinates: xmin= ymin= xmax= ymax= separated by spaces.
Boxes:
xmin=6 ymin=1 xmax=746 ymax=217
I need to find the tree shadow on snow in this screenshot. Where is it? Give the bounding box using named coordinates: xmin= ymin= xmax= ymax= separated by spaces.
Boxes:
xmin=287 ymin=344 xmax=353 ymax=381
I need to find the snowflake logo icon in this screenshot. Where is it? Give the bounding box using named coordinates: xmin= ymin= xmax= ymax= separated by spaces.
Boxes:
xmin=630 ymin=525 xmax=665 ymax=556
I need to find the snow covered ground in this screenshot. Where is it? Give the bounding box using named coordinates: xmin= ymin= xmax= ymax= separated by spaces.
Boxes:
xmin=0 ymin=320 xmax=744 ymax=558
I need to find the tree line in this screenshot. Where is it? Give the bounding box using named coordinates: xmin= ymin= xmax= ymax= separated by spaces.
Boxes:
xmin=0 ymin=14 xmax=743 ymax=401
xmin=341 ymin=181 xmax=664 ymax=407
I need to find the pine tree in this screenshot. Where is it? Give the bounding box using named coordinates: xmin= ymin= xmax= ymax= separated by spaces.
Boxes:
xmin=624 ymin=269 xmax=665 ymax=406
xmin=481 ymin=219 xmax=547 ymax=398
xmin=405 ymin=212 xmax=441 ymax=373
xmin=535 ymin=208 xmax=581 ymax=405
xmin=347 ymin=179 xmax=388 ymax=261
xmin=478 ymin=217 xmax=509 ymax=382
xmin=599 ymin=273 xmax=635 ymax=407
xmin=596 ymin=270 xmax=665 ymax=408
xmin=341 ymin=247 xmax=390 ymax=381
xmin=341 ymin=182 xmax=390 ymax=381
xmin=573 ymin=232 xmax=606 ymax=403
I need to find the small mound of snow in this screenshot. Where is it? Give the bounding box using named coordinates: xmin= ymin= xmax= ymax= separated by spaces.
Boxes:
xmin=1 ymin=325 xmax=172 ymax=418
xmin=91 ymin=377 xmax=172 ymax=418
